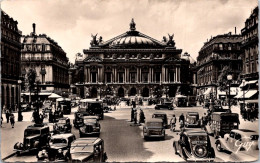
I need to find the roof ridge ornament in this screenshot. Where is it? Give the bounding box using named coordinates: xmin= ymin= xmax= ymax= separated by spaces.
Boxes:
xmin=130 ymin=18 xmax=136 ymax=31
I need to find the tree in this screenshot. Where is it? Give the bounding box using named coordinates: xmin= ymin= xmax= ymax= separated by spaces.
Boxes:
xmin=217 ymin=65 xmax=229 ymax=91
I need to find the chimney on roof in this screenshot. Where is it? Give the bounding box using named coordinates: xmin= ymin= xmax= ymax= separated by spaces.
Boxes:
xmin=33 ymin=23 xmax=36 ymax=34
xmin=235 ymin=27 xmax=236 ymax=34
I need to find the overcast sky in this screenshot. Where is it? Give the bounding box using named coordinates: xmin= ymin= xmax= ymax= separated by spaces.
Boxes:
xmin=2 ymin=0 xmax=257 ymax=63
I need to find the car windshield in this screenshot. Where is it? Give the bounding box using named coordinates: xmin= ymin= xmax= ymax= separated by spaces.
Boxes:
xmin=50 ymin=138 xmax=67 ymax=144
xmin=146 ymin=122 xmax=162 ymax=127
xmin=189 ymin=135 xmax=207 ymax=142
xmin=24 ymin=129 xmax=40 ymax=136
xmin=70 ymin=146 xmax=93 ymax=153
xmin=84 ymin=119 xmax=96 ymax=124
xmin=58 ymin=119 xmax=67 ymax=124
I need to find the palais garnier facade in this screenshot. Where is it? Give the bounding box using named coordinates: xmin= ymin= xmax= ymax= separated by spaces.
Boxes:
xmin=73 ymin=19 xmax=193 ymax=99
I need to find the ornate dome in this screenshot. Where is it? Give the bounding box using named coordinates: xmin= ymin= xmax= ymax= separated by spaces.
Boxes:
xmin=98 ymin=19 xmax=167 ymax=49
xmin=109 ymin=32 xmax=159 ymax=48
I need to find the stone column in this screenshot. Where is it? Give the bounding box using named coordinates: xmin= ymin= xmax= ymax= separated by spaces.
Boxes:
xmin=178 ymin=67 xmax=181 ymax=82
xmin=140 ymin=68 xmax=142 ymax=82
xmin=175 ymin=67 xmax=177 ymax=83
xmin=115 ymin=68 xmax=117 ymax=83
xmin=3 ymin=84 xmax=7 ymax=107
xmin=148 ymin=67 xmax=151 ymax=83
xmin=162 ymin=66 xmax=165 ymax=83
xmin=137 ymin=67 xmax=139 ymax=82
xmin=124 ymin=68 xmax=126 ymax=83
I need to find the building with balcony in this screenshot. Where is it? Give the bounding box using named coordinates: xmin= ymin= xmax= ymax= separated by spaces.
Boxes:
xmin=1 ymin=11 xmax=22 ymax=110
xmin=195 ymin=32 xmax=243 ymax=99
xmin=74 ymin=19 xmax=192 ymax=98
xmin=21 ymin=24 xmax=69 ymax=100
xmin=237 ymin=6 xmax=258 ymax=100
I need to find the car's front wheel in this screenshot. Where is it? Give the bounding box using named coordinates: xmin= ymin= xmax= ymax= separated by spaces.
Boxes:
xmin=216 ymin=142 xmax=222 ymax=152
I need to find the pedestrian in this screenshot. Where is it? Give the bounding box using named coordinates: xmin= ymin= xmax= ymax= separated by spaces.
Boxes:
xmin=170 ymin=114 xmax=177 ymax=131
xmin=139 ymin=109 xmax=145 ymax=123
xmin=1 ymin=116 xmax=3 ymax=127
xmin=179 ymin=113 xmax=184 ymax=123
xmin=49 ymin=110 xmax=53 ymax=123
xmin=201 ymin=113 xmax=207 ymax=130
xmin=5 ymin=109 xmax=10 ymax=123
xmin=10 ymin=113 xmax=15 ymax=128
xmin=131 ymin=108 xmax=134 ymax=122
xmin=134 ymin=110 xmax=137 ymax=124
xmin=39 ymin=113 xmax=44 ymax=124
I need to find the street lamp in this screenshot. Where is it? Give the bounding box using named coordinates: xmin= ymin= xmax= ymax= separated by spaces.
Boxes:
xmin=18 ymin=80 xmax=23 ymax=121
xmin=227 ymin=75 xmax=232 ymax=112
xmin=242 ymin=79 xmax=246 ymax=111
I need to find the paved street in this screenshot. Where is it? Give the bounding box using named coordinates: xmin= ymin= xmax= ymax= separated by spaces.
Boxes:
xmin=2 ymin=104 xmax=258 ymax=162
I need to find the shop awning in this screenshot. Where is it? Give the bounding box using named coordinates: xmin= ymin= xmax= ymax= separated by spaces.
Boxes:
xmin=239 ymin=80 xmax=258 ymax=88
xmin=21 ymin=92 xmax=52 ymax=96
xmin=244 ymin=90 xmax=258 ymax=98
xmin=48 ymin=93 xmax=62 ymax=99
xmin=234 ymin=91 xmax=244 ymax=98
xmin=203 ymin=88 xmax=212 ymax=95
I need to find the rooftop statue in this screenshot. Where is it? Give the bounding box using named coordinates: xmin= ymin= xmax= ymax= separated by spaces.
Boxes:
xmin=130 ymin=18 xmax=136 ymax=31
xmin=90 ymin=33 xmax=98 ymax=46
xmin=167 ymin=33 xmax=175 ymax=47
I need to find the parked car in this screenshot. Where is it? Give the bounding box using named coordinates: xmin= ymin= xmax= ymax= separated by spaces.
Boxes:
xmin=143 ymin=118 xmax=165 ymax=140
xmin=175 ymin=95 xmax=188 ymax=107
xmin=56 ymin=98 xmax=72 ymax=114
xmin=53 ymin=117 xmax=72 ymax=134
xmin=152 ymin=112 xmax=168 ymax=128
xmin=185 ymin=112 xmax=200 ymax=128
xmin=79 ymin=116 xmax=101 ymax=137
xmin=38 ymin=133 xmax=76 ymax=161
xmin=70 ymin=138 xmax=108 ymax=162
xmin=209 ymin=112 xmax=239 ymax=137
xmin=14 ymin=124 xmax=50 ymax=155
xmin=215 ymin=129 xmax=258 ymax=156
xmin=21 ymin=103 xmax=31 ymax=112
xmin=173 ymin=129 xmax=215 ymax=162
xmin=155 ymin=102 xmax=173 ymax=110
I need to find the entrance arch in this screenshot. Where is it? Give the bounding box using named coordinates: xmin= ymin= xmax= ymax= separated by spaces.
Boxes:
xmin=142 ymin=87 xmax=149 ymax=97
xmin=118 ymin=87 xmax=124 ymax=97
xmin=129 ymin=87 xmax=137 ymax=96
xmin=91 ymin=87 xmax=98 ymax=98
xmin=80 ymin=87 xmax=84 ymax=98
xmin=153 ymin=87 xmax=161 ymax=98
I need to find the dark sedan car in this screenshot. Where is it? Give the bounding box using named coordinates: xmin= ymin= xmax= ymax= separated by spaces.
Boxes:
xmin=155 ymin=102 xmax=174 ymax=110
xmin=53 ymin=117 xmax=72 ymax=134
xmin=79 ymin=116 xmax=101 ymax=137
xmin=173 ymin=129 xmax=215 ymax=162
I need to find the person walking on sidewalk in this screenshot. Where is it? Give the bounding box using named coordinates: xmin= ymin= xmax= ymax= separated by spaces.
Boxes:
xmin=10 ymin=113 xmax=15 ymax=128
xmin=131 ymin=108 xmax=134 ymax=122
xmin=134 ymin=109 xmax=138 ymax=124
xmin=5 ymin=109 xmax=10 ymax=123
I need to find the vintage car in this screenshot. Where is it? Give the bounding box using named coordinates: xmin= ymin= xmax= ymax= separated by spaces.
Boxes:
xmin=175 ymin=95 xmax=188 ymax=107
xmin=152 ymin=112 xmax=168 ymax=128
xmin=76 ymin=99 xmax=104 ymax=120
xmin=14 ymin=124 xmax=50 ymax=155
xmin=38 ymin=133 xmax=76 ymax=161
xmin=173 ymin=129 xmax=215 ymax=162
xmin=215 ymin=129 xmax=259 ymax=157
xmin=185 ymin=112 xmax=200 ymax=128
xmin=143 ymin=118 xmax=165 ymax=140
xmin=209 ymin=112 xmax=239 ymax=137
xmin=79 ymin=116 xmax=101 ymax=137
xmin=53 ymin=117 xmax=72 ymax=134
xmin=21 ymin=103 xmax=31 ymax=112
xmin=70 ymin=138 xmax=108 ymax=162
xmin=56 ymin=98 xmax=72 ymax=114
xmin=155 ymin=102 xmax=173 ymax=110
